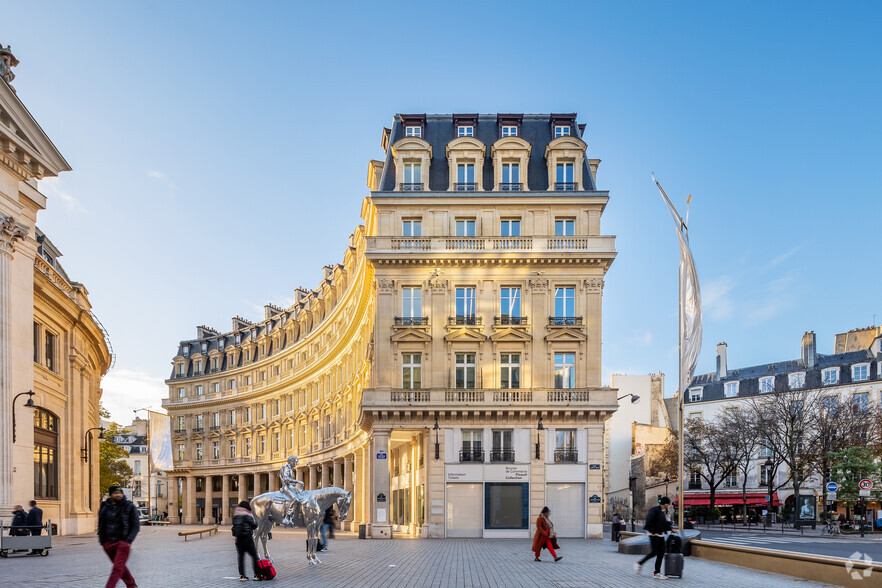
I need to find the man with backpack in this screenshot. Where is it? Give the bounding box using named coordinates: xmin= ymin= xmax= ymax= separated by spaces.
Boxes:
xmin=231 ymin=500 xmax=260 ymax=582
xmin=635 ymin=496 xmax=677 ymax=579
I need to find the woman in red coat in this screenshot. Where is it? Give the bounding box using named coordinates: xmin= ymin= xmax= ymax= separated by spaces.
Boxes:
xmin=531 ymin=506 xmax=562 ymax=562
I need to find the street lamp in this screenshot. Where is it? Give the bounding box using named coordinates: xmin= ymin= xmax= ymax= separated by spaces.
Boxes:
xmin=617 ymin=394 xmax=640 ymax=404
xmin=764 ymin=457 xmax=774 ymax=526
xmin=433 ymin=413 xmax=440 ymax=460
xmin=12 ymin=390 xmax=35 ymax=443
xmin=81 ymin=427 xmax=106 ymax=462
xmin=664 ymin=475 xmax=671 ymax=497
xmin=535 ymin=416 xmax=544 ymax=460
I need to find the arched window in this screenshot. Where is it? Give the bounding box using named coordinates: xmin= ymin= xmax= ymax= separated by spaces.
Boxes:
xmin=33 ymin=407 xmax=58 ymax=499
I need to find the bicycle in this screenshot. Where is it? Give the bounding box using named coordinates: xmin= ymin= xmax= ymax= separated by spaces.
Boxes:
xmin=820 ymin=521 xmax=840 ymax=536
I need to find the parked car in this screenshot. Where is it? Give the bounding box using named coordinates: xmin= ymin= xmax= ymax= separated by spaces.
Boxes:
xmin=138 ymin=507 xmax=149 ymax=525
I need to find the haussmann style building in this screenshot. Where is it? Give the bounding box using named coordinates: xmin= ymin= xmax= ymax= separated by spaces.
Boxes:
xmin=163 ymin=113 xmax=618 ymax=539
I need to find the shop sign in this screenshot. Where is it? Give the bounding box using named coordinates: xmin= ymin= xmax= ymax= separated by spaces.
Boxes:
xmin=485 ymin=464 xmax=529 ymax=482
xmin=446 ymin=465 xmax=482 ymax=482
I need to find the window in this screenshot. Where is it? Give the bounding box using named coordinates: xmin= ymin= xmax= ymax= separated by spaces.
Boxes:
xmin=176 ymin=416 xmax=185 ymax=430
xmin=500 ymin=354 xmax=520 ymax=389
xmin=402 ymin=353 xmax=421 ymax=389
xmin=554 ymin=125 xmax=571 ymax=138
xmin=259 ymin=404 xmax=265 ymax=420
xmin=485 ymin=483 xmax=528 ymax=529
xmin=133 ymin=481 xmax=142 ymax=497
xmin=455 ymin=353 xmax=476 ymax=389
xmin=852 ymin=364 xmax=869 ymax=382
xmin=822 ymin=368 xmax=839 ymax=385
xmin=213 ymin=382 xmax=220 ymax=393
xmin=687 ymin=411 xmax=702 ymax=421
xmin=790 ymin=400 xmax=805 ymax=417
xmin=177 ymin=444 xmax=185 ymax=461
xmin=195 ymin=414 xmax=203 ymax=429
xmin=195 ymin=443 xmax=203 ymax=461
xmin=178 ymin=387 xmax=185 ymax=398
xmin=457 ymin=125 xmax=474 ymax=137
xmin=500 ymin=287 xmax=521 ymax=321
xmin=759 ymin=442 xmax=772 ymax=458
xmin=461 ymin=429 xmax=483 ymax=461
xmin=33 ymin=322 xmax=40 ymax=363
xmin=554 ymin=353 xmax=576 ymax=389
xmin=554 ymin=429 xmax=577 ymax=462
xmin=500 ymin=219 xmax=520 ymax=236
xmin=229 ymin=410 xmax=236 ymax=426
xmin=852 ymin=393 xmax=869 ymax=414
xmin=273 ymin=433 xmax=280 ymax=452
xmin=554 ymin=287 xmax=575 ymax=319
xmin=688 ymin=387 xmax=702 ymax=402
xmin=759 ymin=377 xmax=774 ymax=394
xmin=554 ymin=219 xmax=575 ymax=236
xmin=689 ymin=470 xmax=702 ymax=489
xmin=212 ymin=358 xmax=218 ymax=371
xmin=259 ymin=436 xmax=266 ymax=454
xmin=195 ymin=360 xmax=202 ymax=375
xmin=501 ymin=125 xmax=518 ymax=137
xmin=262 ymin=372 xmax=268 ymax=382
xmin=402 ymin=287 xmax=422 ymax=318
xmin=245 ymin=438 xmax=252 ymax=456
xmin=244 ymin=407 xmax=251 ymax=422
xmin=403 ymin=162 xmax=421 ymax=186
xmin=228 ymin=379 xmax=236 ymax=390
xmin=491 ymin=429 xmax=513 ymax=462
xmin=44 ymin=331 xmax=56 ymax=371
xmin=455 ymin=219 xmax=476 ymax=237
xmin=725 ymin=474 xmax=737 ymax=488
xmin=760 ymin=464 xmax=773 ymax=486
xmin=196 ymin=385 xmax=203 ymax=396
xmin=555 ymin=163 xmax=574 ymax=190
xmin=134 ymin=460 xmax=141 ymax=475
xmin=501 ymin=163 xmax=520 ymax=190
xmin=212 ymin=412 xmax=220 ymax=427
xmin=212 ymin=441 xmax=219 ymax=459
xmin=177 ymin=363 xmax=185 ymax=377
xmin=455 ymin=287 xmax=477 ymax=320
xmin=245 ymin=375 xmax=252 ymax=386
xmin=724 ymin=382 xmax=739 ymax=398
xmin=229 ymin=440 xmax=236 ymax=458
xmin=33 ymin=409 xmax=58 ymax=499
xmin=405 ymin=126 xmax=421 ymax=137
xmin=788 ymin=372 xmax=805 ymax=389
xmin=402 ymin=219 xmax=422 ymax=237
xmin=822 ymin=396 xmax=839 ymax=418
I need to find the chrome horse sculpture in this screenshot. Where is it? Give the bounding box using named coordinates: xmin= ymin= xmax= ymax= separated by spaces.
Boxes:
xmin=250 ymin=457 xmax=351 ymax=565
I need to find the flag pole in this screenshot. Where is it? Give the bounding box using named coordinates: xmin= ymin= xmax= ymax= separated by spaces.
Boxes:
xmin=678 ymin=251 xmax=685 ymax=532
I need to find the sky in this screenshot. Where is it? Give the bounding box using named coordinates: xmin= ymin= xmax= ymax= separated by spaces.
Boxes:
xmin=5 ymin=1 xmax=881 ymax=422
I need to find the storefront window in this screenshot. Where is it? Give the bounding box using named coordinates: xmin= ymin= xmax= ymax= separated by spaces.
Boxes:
xmin=33 ymin=408 xmax=58 ymax=499
xmin=485 ymin=483 xmax=528 ymax=529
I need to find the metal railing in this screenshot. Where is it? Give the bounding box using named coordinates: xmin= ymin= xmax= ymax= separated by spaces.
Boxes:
xmin=192 ymin=427 xmax=204 ymax=433
xmin=395 ymin=316 xmax=429 ymax=326
xmin=454 ymin=183 xmax=477 ymax=191
xmin=400 ymin=183 xmax=423 ymax=191
xmin=554 ymin=448 xmax=578 ymax=463
xmin=548 ymin=316 xmax=583 ymax=326
xmin=174 ymin=429 xmax=186 ymax=435
xmin=494 ymin=316 xmax=528 ymax=326
xmin=490 ymin=449 xmax=515 ymax=463
xmin=448 ymin=316 xmax=482 ymax=326
xmin=555 ymin=182 xmax=576 ymax=191
xmin=499 ymin=183 xmax=522 ymax=191
xmin=459 ymin=449 xmax=484 ymax=463
xmin=210 ymin=425 xmax=221 ymax=431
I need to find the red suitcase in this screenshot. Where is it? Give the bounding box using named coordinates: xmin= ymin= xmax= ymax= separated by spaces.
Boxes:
xmin=257 ymin=559 xmax=276 ymax=580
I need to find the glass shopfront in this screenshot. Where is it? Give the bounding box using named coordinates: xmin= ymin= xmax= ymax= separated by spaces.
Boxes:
xmin=484 ymin=483 xmax=528 ymax=530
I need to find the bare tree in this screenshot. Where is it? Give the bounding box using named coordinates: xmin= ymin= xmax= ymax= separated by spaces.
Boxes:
xmin=684 ymin=416 xmax=739 ymax=511
xmin=720 ymin=406 xmax=761 ymax=522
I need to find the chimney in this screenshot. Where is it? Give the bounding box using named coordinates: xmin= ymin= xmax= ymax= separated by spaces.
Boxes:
xmin=801 ymin=331 xmax=817 ymax=368
xmin=716 ymin=342 xmax=728 ymax=380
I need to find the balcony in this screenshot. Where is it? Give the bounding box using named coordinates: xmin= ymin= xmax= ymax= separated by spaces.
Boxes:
xmin=192 ymin=427 xmax=204 ymax=433
xmin=490 ymin=449 xmax=515 ymax=463
xmin=555 ymin=182 xmax=576 ymax=191
xmin=553 ymin=448 xmax=578 ymax=463
xmin=459 ymin=449 xmax=484 ymax=463
xmin=363 ymin=387 xmax=613 ymax=408
xmin=400 ymin=183 xmax=423 ymax=191
xmin=448 ymin=316 xmax=482 ymax=326
xmin=548 ymin=316 xmax=583 ymax=327
xmin=454 ymin=183 xmax=477 ymax=191
xmin=395 ymin=316 xmax=429 ymax=326
xmin=366 ymin=235 xmax=616 ymax=257
xmin=210 ymin=425 xmax=221 ymax=431
xmin=174 ymin=429 xmax=186 ymax=435
xmin=499 ymin=183 xmax=522 ymax=191
xmin=547 ymin=389 xmax=590 ymax=402
xmin=491 ymin=389 xmax=532 ymax=402
xmin=494 ymin=316 xmax=528 ymax=326
xmin=391 ymin=390 xmax=431 ymax=402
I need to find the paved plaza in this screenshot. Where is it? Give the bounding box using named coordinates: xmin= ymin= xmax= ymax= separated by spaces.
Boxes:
xmin=0 ymin=526 xmax=834 ymax=587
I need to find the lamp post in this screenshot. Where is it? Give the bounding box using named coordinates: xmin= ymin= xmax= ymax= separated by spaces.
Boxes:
xmin=664 ymin=475 xmax=671 ymax=497
xmin=535 ymin=416 xmax=544 ymax=461
xmin=12 ymin=390 xmax=35 ymax=443
xmin=764 ymin=457 xmax=774 ymax=526
xmin=81 ymin=427 xmax=106 ymax=462
xmin=617 ymin=394 xmax=640 ymax=404
xmin=433 ymin=413 xmax=440 ymax=460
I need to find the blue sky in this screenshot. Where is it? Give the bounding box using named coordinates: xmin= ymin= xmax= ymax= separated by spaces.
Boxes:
xmin=6 ymin=1 xmax=881 ymax=421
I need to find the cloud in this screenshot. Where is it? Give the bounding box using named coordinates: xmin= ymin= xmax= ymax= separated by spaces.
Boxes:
xmin=702 ymin=275 xmax=737 ymax=321
xmin=744 ymin=274 xmax=797 ymax=326
xmin=40 ymin=177 xmax=84 ymax=212
xmin=627 ymin=330 xmax=654 ymax=346
xmin=147 ymin=170 xmax=176 ymax=192
xmin=100 ymin=368 xmax=168 ymax=424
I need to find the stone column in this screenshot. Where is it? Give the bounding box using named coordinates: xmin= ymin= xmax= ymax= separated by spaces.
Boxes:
xmin=371 ymin=430 xmax=392 ymax=538
xmin=221 ymin=474 xmax=230 ymax=525
xmin=308 ymin=464 xmax=317 ymax=490
xmin=203 ymin=476 xmax=214 ymax=524
xmin=237 ymin=474 xmax=247 ymax=505
xmin=252 ymin=473 xmax=260 ymax=498
xmin=586 ymin=423 xmax=604 ymax=538
xmin=321 ymin=461 xmax=331 ymax=489
xmin=333 ymin=459 xmax=344 ymax=489
xmin=168 ymin=477 xmax=180 ymax=524
xmin=352 ymin=449 xmax=362 ymax=524
xmin=343 ymin=454 xmax=354 ymax=530
xmin=183 ymin=476 xmax=196 ymax=524
xmin=268 ymin=471 xmax=279 ymax=492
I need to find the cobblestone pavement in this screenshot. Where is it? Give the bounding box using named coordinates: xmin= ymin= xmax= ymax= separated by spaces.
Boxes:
xmin=0 ymin=526 xmax=832 ymax=587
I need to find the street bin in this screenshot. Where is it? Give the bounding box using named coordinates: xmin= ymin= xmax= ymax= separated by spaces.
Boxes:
xmin=358 ymin=524 xmax=366 ymax=539
xmin=50 ymin=523 xmax=58 ymax=536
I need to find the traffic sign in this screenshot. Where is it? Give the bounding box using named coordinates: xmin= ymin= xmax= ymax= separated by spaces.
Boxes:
xmin=860 ymin=489 xmax=871 ymax=497
xmin=826 ymin=482 xmax=839 ymax=493
xmin=859 ymin=479 xmax=873 ymax=491
xmin=827 ymin=492 xmax=837 ymax=501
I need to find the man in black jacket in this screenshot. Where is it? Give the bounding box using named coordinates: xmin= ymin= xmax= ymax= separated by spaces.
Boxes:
xmin=231 ymin=500 xmax=259 ymax=581
xmin=635 ymin=496 xmax=676 ymax=579
xmin=26 ymin=500 xmax=44 ymax=553
xmin=98 ymin=485 xmax=140 ymax=588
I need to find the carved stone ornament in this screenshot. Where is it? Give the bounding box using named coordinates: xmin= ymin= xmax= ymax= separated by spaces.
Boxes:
xmin=0 ymin=44 xmax=19 ymax=84
xmin=376 ymin=278 xmax=394 ymax=293
xmin=528 ymin=278 xmax=549 ymax=293
xmin=0 ymin=212 xmax=28 ymax=257
xmin=427 ymin=276 xmax=447 ymax=293
xmin=584 ymin=278 xmax=604 ymax=293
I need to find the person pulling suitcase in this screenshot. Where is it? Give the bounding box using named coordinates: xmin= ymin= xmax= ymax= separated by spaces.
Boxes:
xmin=664 ymin=533 xmax=684 ymax=578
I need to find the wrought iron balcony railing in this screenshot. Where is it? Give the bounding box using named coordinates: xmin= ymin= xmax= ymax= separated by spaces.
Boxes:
xmin=400 ymin=183 xmax=423 ymax=191
xmin=553 ymin=448 xmax=578 ymax=463
xmin=548 ymin=316 xmax=583 ymax=326
xmin=454 ymin=182 xmax=477 ymax=191
xmin=174 ymin=429 xmax=186 ymax=435
xmin=448 ymin=316 xmax=482 ymax=326
xmin=490 ymin=449 xmax=515 ymax=463
xmin=555 ymin=182 xmax=576 ymax=191
xmin=494 ymin=316 xmax=528 ymax=326
xmin=210 ymin=425 xmax=221 ymax=431
xmin=499 ymin=183 xmax=522 ymax=191
xmin=192 ymin=427 xmax=204 ymax=433
xmin=459 ymin=449 xmax=484 ymax=463
xmin=395 ymin=316 xmax=429 ymax=326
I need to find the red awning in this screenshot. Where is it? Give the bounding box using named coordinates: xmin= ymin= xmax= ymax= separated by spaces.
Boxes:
xmin=674 ymin=492 xmax=781 ymax=507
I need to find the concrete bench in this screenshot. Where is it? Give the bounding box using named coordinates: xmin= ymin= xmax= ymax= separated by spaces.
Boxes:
xmin=148 ymin=521 xmax=170 ymax=526
xmin=178 ymin=525 xmax=219 ymax=541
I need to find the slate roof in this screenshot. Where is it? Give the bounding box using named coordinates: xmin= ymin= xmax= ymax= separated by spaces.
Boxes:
xmin=376 ymin=114 xmax=597 ymax=192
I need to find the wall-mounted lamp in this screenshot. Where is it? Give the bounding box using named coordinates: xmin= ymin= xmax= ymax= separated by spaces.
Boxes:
xmin=12 ymin=390 xmax=35 ymax=443
xmin=535 ymin=416 xmax=544 ymax=460
xmin=81 ymin=427 xmax=106 ymax=462
xmin=433 ymin=413 xmax=440 ymax=460
xmin=617 ymin=393 xmax=640 ymax=404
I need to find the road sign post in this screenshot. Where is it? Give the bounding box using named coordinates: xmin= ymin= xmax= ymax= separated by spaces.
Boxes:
xmin=857 ymin=479 xmax=873 ymax=538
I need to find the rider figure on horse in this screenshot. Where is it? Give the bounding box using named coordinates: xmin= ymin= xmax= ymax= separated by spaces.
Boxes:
xmin=279 ymin=455 xmax=305 ymax=525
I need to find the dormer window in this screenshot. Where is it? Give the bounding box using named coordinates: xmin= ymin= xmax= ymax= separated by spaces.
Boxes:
xmin=446 ymin=135 xmax=486 ymax=192
xmin=853 ymin=363 xmax=869 ymax=382
xmin=457 ymin=126 xmax=474 ymax=137
xmin=501 ymin=126 xmax=518 ymax=137
xmin=218 ymin=339 xmax=224 ymax=350
xmin=788 ymin=372 xmax=806 ymax=389
xmin=402 ymin=162 xmax=422 ymax=190
xmin=405 ymin=126 xmax=421 ymax=137
xmin=822 ymin=367 xmax=839 ymax=385
xmin=201 ymin=342 xmax=207 ymax=354
xmin=235 ymin=333 xmax=241 ymax=345
xmin=182 ymin=345 xmax=190 ymax=357
xmin=688 ymin=387 xmax=702 ymax=402
xmin=556 ymin=162 xmax=575 ymax=190
xmin=724 ymin=381 xmax=739 ymax=397
xmin=759 ymin=376 xmax=774 ymax=393
xmin=456 ymin=163 xmax=476 ymax=191
xmin=554 ymin=125 xmax=571 ymax=138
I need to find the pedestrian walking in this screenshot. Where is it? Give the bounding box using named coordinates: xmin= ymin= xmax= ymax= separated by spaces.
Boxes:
xmin=635 ymin=496 xmax=676 ymax=579
xmin=26 ymin=500 xmax=44 ymax=554
xmin=231 ymin=500 xmax=260 ymax=582
xmin=98 ymin=485 xmax=140 ymax=588
xmin=321 ymin=506 xmax=336 ymax=551
xmin=612 ymin=512 xmax=623 ymax=542
xmin=531 ymin=506 xmax=562 ymax=562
